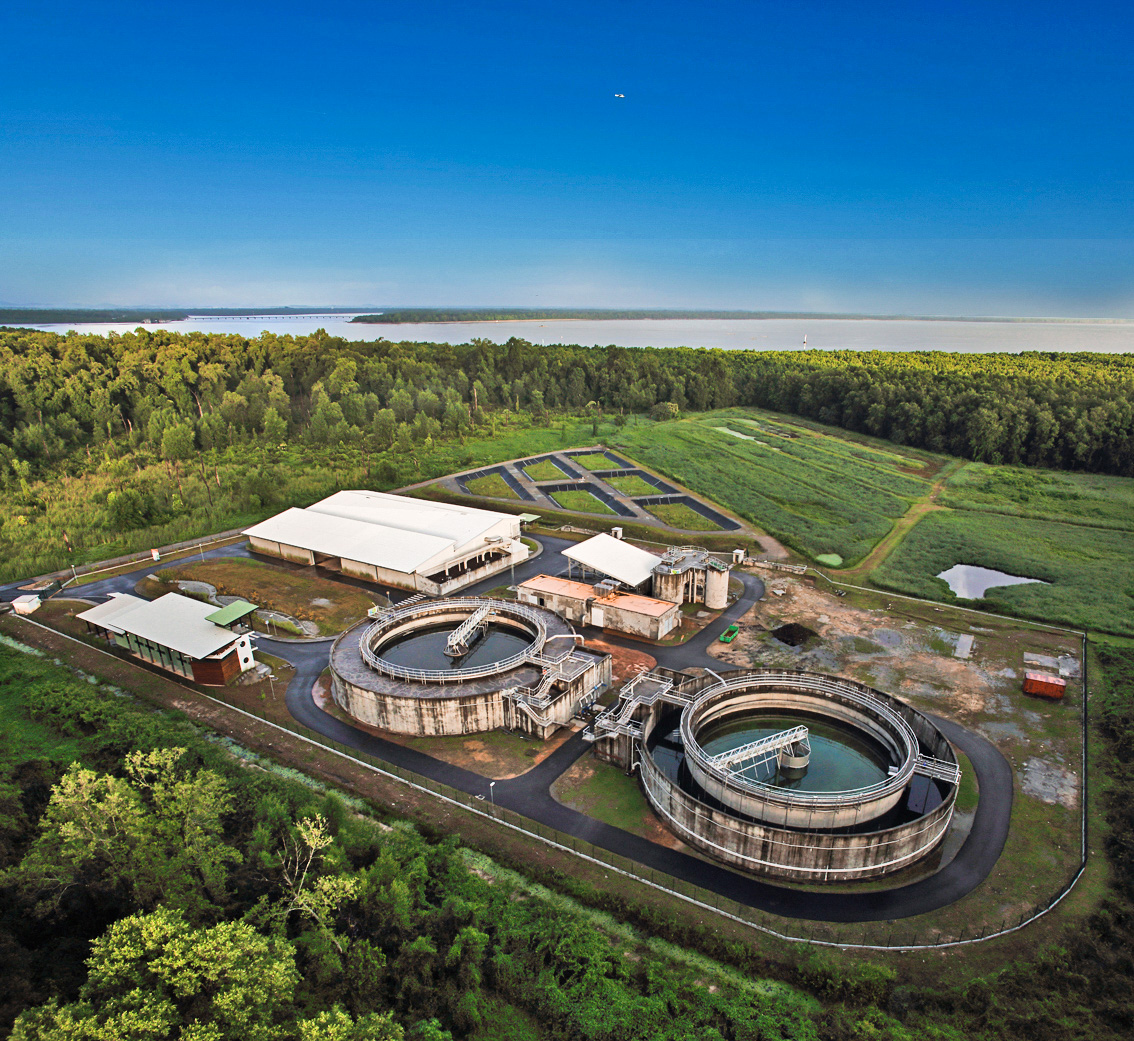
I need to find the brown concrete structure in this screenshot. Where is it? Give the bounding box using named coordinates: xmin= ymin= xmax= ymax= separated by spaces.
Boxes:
xmin=589 ymin=668 xmax=960 ymax=882
xmin=516 ymin=574 xmax=680 ymax=641
xmin=330 ymin=599 xmax=612 ymax=739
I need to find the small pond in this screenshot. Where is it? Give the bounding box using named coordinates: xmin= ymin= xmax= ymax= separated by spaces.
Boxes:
xmin=936 ymin=564 xmax=1047 ymax=599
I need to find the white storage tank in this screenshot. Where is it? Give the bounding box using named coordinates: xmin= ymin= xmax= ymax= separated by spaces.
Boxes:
xmin=705 ymin=566 xmax=729 ymax=610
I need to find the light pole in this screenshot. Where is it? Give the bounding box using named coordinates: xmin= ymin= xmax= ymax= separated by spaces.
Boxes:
xmin=489 ymin=781 xmax=496 ymax=813
xmin=268 ymin=673 xmax=277 ymax=700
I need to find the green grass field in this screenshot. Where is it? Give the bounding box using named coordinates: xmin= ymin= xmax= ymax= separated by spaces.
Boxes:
xmin=569 ymin=452 xmax=614 ymax=471
xmin=603 ymin=473 xmax=658 ymax=496
xmin=940 ymin=463 xmax=1134 ymax=530
xmin=548 ymin=489 xmax=618 ymax=515
xmin=642 ymin=501 xmax=723 ymax=531
xmin=606 ymin=407 xmax=1134 ymax=635
xmin=523 ymin=458 xmax=570 ymax=482
xmin=612 ymin=410 xmax=937 ymax=563
xmin=465 ymin=472 xmax=520 ymax=499
xmin=870 ymin=509 xmax=1134 ymax=635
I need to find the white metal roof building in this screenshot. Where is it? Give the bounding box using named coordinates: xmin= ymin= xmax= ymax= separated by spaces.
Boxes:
xmin=244 ymin=491 xmax=529 ymax=594
xmin=76 ymin=593 xmax=256 ymax=685
xmin=563 ymin=533 xmax=662 ymax=591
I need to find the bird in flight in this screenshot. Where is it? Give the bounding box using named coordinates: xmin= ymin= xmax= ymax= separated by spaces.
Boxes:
xmin=615 ymin=93 xmax=625 ymax=98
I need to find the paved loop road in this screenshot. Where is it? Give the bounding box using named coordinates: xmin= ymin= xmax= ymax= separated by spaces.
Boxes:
xmin=5 ymin=535 xmax=1011 ymax=923
xmin=265 ymin=537 xmax=1012 ymax=924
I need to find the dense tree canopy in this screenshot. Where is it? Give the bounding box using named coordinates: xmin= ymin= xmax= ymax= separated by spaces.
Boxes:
xmin=1 ymin=328 xmax=1131 ymax=480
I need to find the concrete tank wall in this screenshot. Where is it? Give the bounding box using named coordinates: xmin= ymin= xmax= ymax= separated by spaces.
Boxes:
xmin=640 ymin=750 xmax=955 ymax=882
xmin=651 ymin=569 xmax=685 ymax=605
xmin=704 ymin=567 xmax=729 ymax=610
xmin=682 ymin=688 xmax=913 ymax=829
xmin=332 ymin=672 xmax=505 ymax=735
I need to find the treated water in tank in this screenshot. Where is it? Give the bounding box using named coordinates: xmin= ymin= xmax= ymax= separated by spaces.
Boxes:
xmin=378 ymin=624 xmax=531 ymax=671
xmin=686 ymin=712 xmax=889 ymax=793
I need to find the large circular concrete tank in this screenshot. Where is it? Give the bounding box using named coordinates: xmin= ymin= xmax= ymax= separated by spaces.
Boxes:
xmin=705 ymin=566 xmax=729 ymax=610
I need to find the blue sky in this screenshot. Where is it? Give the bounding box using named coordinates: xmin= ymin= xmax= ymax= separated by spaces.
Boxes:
xmin=2 ymin=0 xmax=1132 ymax=315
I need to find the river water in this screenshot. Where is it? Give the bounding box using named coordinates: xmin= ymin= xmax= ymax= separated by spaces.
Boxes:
xmin=23 ymin=314 xmax=1134 ymax=353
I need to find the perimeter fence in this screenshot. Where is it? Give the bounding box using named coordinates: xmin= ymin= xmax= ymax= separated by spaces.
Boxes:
xmin=7 ymin=592 xmax=1090 ymax=954
xmin=196 ymin=675 xmax=1089 ymax=953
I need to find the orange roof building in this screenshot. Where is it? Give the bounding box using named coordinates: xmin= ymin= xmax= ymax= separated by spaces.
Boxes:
xmin=517 ymin=574 xmax=681 ymax=641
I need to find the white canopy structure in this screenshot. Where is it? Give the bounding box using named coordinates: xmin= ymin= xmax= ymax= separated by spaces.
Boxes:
xmin=244 ymin=491 xmax=528 ymax=594
xmin=563 ymin=533 xmax=661 ymax=590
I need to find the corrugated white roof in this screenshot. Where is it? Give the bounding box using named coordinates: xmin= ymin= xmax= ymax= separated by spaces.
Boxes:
xmin=563 ymin=533 xmax=661 ymax=588
xmin=308 ymin=490 xmax=516 ymax=552
xmin=77 ymin=593 xmax=239 ymax=660
xmin=74 ymin=592 xmax=148 ymax=630
xmin=244 ymin=507 xmax=456 ymax=573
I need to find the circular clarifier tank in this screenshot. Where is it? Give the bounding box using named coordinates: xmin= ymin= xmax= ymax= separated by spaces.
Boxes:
xmin=696 ymin=711 xmax=891 ymax=794
xmin=377 ymin=623 xmax=533 ymax=672
xmin=633 ymin=671 xmax=961 ymax=881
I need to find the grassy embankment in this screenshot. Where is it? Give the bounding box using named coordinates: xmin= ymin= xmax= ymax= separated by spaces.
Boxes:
xmin=611 ymin=410 xmax=940 ymax=566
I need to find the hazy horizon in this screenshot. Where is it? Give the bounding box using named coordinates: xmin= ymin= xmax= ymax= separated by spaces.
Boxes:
xmin=4 ymin=1 xmax=1133 ymax=317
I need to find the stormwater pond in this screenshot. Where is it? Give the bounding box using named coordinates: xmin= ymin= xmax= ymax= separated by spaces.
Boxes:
xmin=936 ymin=564 xmax=1047 ymax=599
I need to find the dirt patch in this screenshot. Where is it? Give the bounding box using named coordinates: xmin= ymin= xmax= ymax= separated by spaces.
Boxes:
xmin=1021 ymin=758 xmax=1080 ymax=809
xmin=313 ymin=673 xmax=333 ymax=710
xmin=583 ymin=637 xmax=657 ymax=686
xmin=714 ymin=572 xmax=1083 ymax=723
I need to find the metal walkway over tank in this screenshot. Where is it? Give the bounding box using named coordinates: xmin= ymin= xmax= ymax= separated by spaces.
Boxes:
xmin=445 ymin=605 xmax=491 ymax=657
xmin=708 ymin=726 xmax=811 ymax=783
xmin=584 ymin=670 xmax=696 ymax=742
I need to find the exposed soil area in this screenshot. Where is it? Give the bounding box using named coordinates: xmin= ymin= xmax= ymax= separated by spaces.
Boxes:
xmin=712 ymin=571 xmax=1084 ymax=819
xmin=582 ymin=637 xmax=657 ymax=688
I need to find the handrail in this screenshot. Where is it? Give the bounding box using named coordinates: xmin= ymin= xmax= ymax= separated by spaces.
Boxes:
xmin=709 ymin=725 xmax=810 ymax=770
xmin=360 ymin=598 xmax=549 ymax=683
xmin=678 ymin=672 xmax=926 ymax=806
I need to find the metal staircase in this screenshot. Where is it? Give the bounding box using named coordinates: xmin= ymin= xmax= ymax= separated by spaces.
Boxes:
xmin=584 ymin=671 xmax=695 ymax=742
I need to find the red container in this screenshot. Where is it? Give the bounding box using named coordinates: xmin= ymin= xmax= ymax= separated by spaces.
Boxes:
xmin=1023 ymin=671 xmax=1066 ymax=699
